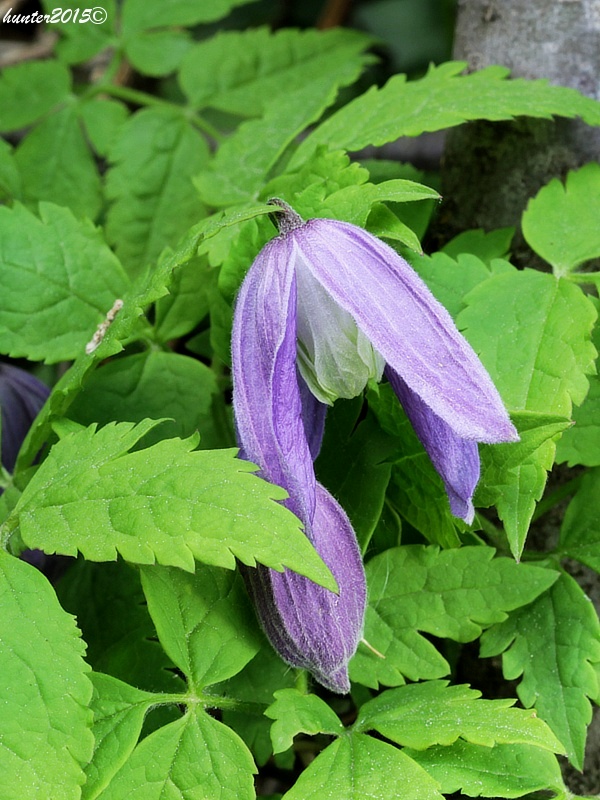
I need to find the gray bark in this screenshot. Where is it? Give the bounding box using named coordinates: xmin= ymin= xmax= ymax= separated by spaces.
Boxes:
xmin=440 ymin=0 xmax=600 ymax=252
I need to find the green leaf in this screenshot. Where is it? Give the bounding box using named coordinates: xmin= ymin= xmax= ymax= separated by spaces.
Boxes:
xmin=368 ymin=383 xmax=462 ymax=548
xmin=140 ymin=564 xmax=261 ymax=689
xmin=440 ymin=227 xmax=514 ymax=264
xmin=292 ymin=61 xmax=600 ymax=166
xmin=316 ymin=398 xmax=394 ymax=552
xmin=106 ymin=107 xmax=209 ymax=276
xmin=14 ymin=106 xmax=103 ymax=219
xmin=407 ymin=741 xmax=566 ymax=798
xmin=41 ymin=1 xmax=116 ymax=64
xmin=68 ymin=351 xmax=218 ymax=448
xmin=121 ymin=0 xmax=255 ymax=31
xmin=458 ymin=270 xmax=597 ymax=556
xmin=522 ymin=164 xmax=600 ymax=275
xmin=265 ymin=689 xmax=344 ymax=753
xmin=125 ymin=29 xmax=192 ymax=77
xmin=0 ymin=60 xmax=71 ymax=132
xmin=0 ymin=550 xmax=93 ymax=800
xmin=9 ymin=420 xmax=336 ymax=588
xmin=79 ymin=98 xmax=129 ymax=158
xmin=480 ymin=571 xmax=600 ymax=769
xmin=85 ymin=673 xmax=156 ymax=800
xmin=179 ymin=27 xmax=373 ymax=116
xmin=350 ymin=546 xmax=559 ymax=689
xmin=0 ymin=202 xmax=130 ymax=363
xmin=355 ymin=680 xmax=563 ymax=752
xmin=0 ymin=138 xmax=21 ymax=201
xmin=57 ymin=559 xmax=183 ymax=693
xmin=282 ymin=734 xmax=444 ymax=800
xmin=154 ymin=255 xmax=211 ymax=341
xmin=409 ymin=252 xmax=492 ymax=318
xmin=560 ymin=467 xmax=600 ymax=572
xmin=95 ymin=708 xmax=256 ymax=800
xmin=195 ymin=80 xmax=356 ymax=207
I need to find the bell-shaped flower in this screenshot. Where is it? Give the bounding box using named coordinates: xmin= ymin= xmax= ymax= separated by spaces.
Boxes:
xmin=0 ymin=362 xmax=49 ymax=473
xmin=232 ymin=200 xmax=518 ymax=693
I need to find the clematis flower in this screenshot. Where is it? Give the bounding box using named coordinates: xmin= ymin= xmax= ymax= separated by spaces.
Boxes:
xmin=0 ymin=362 xmax=49 ymax=473
xmin=232 ymin=199 xmax=518 ymax=693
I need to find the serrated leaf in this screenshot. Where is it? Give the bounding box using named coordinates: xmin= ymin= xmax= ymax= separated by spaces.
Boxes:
xmin=195 ymin=80 xmax=356 ymax=207
xmin=458 ymin=269 xmax=597 ymax=556
xmin=179 ymin=27 xmax=373 ymax=116
xmin=441 ymin=227 xmax=514 ymax=264
xmin=409 ymin=252 xmax=492 ymax=318
xmin=560 ymin=467 xmax=600 ymax=572
xmin=368 ymin=383 xmax=462 ymax=548
xmin=68 ymin=351 xmax=218 ymax=448
xmin=316 ymin=398 xmax=394 ymax=552
xmin=480 ymin=571 xmax=600 ymax=769
xmin=265 ymin=689 xmax=344 ymax=753
xmin=106 ymin=107 xmax=209 ymax=276
xmin=407 ymin=741 xmax=565 ymax=798
xmin=96 ymin=707 xmax=256 ymax=800
xmin=140 ymin=565 xmax=261 ymax=689
xmin=523 ymin=164 xmax=600 ymax=274
xmin=0 ymin=202 xmax=130 ymax=363
xmin=57 ymin=559 xmax=183 ymax=694
xmin=355 ymin=680 xmax=563 ymax=752
xmin=282 ymin=734 xmax=444 ymax=800
xmin=0 ymin=60 xmax=71 ymax=132
xmin=85 ymin=673 xmax=156 ymax=800
xmin=292 ymin=61 xmax=600 ymax=166
xmin=0 ymin=550 xmax=93 ymax=800
xmin=8 ymin=420 xmax=336 ymax=588
xmin=350 ymin=546 xmax=559 ymax=689
xmin=14 ymin=106 xmax=103 ymax=219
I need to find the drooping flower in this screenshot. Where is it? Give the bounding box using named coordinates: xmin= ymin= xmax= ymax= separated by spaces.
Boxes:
xmin=232 ymin=199 xmax=518 ymax=693
xmin=0 ymin=362 xmax=50 ymax=473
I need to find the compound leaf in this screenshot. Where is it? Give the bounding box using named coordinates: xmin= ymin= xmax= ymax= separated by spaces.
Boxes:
xmin=265 ymin=689 xmax=344 ymax=753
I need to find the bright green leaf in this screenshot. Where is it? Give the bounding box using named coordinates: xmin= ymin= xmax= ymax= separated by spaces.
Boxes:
xmin=125 ymin=29 xmax=192 ymax=77
xmin=14 ymin=106 xmax=103 ymax=219
xmin=441 ymin=227 xmax=514 ymax=264
xmin=282 ymin=734 xmax=444 ymax=800
xmin=179 ymin=27 xmax=373 ymax=115
xmin=0 ymin=60 xmax=71 ymax=132
xmin=140 ymin=564 xmax=261 ymax=689
xmin=0 ymin=139 xmax=21 ymax=201
xmin=356 ymin=680 xmax=563 ymax=752
xmin=9 ymin=421 xmax=336 ymax=588
xmin=292 ymin=61 xmax=600 ymax=166
xmin=409 ymin=252 xmax=492 ymax=318
xmin=350 ymin=546 xmax=558 ymax=689
xmin=407 ymin=741 xmax=566 ymax=798
xmin=78 ymin=98 xmax=129 ymax=158
xmin=85 ymin=673 xmax=156 ymax=800
xmin=41 ymin=1 xmax=116 ymax=64
xmin=106 ymin=107 xmax=209 ymax=276
xmin=480 ymin=571 xmax=600 ymax=769
xmin=560 ymin=467 xmax=600 ymax=572
xmin=121 ymin=0 xmax=255 ymax=32
xmin=0 ymin=202 xmax=130 ymax=363
xmin=96 ymin=708 xmax=256 ymax=800
xmin=265 ymin=689 xmax=344 ymax=753
xmin=523 ymin=164 xmax=600 ymax=275
xmin=0 ymin=550 xmax=93 ymax=800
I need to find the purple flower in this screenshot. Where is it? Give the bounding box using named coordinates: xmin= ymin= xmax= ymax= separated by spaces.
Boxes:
xmin=232 ymin=200 xmax=518 ymax=692
xmin=0 ymin=363 xmax=49 ymax=473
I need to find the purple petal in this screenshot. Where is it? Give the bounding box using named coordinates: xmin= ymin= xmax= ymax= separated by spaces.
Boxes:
xmin=242 ymin=482 xmax=366 ymax=693
xmin=0 ymin=363 xmax=49 ymax=472
xmin=386 ymin=366 xmax=480 ymax=524
xmin=232 ymin=235 xmax=316 ymax=526
xmin=291 ymin=219 xmax=518 ymax=444
xmin=298 ymin=371 xmax=327 ymax=460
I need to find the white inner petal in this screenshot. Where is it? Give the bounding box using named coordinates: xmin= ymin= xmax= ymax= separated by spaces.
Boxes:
xmin=295 ymin=249 xmax=384 ymax=405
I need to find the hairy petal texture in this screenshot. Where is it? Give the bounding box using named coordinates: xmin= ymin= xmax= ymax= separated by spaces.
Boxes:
xmin=386 ymin=366 xmax=480 ymax=524
xmin=232 ymin=234 xmax=316 ymax=526
xmin=242 ymin=483 xmax=366 ymax=693
xmin=298 ymin=371 xmax=328 ymax=461
xmin=293 ymin=218 xmax=518 ymax=444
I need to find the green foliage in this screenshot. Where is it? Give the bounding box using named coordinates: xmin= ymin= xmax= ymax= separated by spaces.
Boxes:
xmin=2 ymin=6 xmax=600 ymax=797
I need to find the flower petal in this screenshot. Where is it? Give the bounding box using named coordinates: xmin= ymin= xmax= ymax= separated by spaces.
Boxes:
xmin=0 ymin=363 xmax=49 ymax=472
xmin=386 ymin=366 xmax=480 ymax=524
xmin=298 ymin=371 xmax=328 ymax=461
xmin=232 ymin=235 xmax=316 ymax=526
xmin=293 ymin=219 xmax=518 ymax=444
xmin=242 ymin=482 xmax=366 ymax=693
